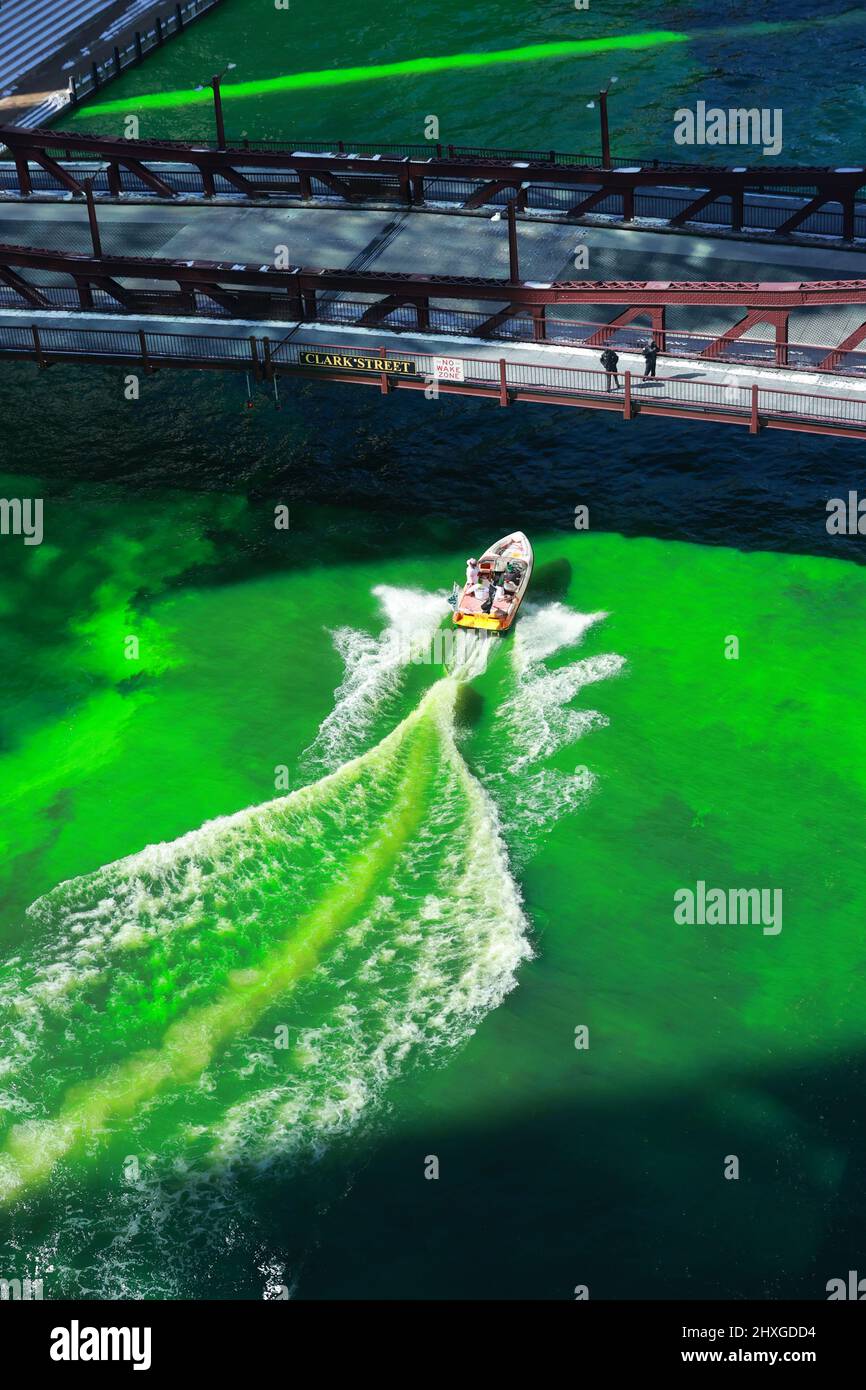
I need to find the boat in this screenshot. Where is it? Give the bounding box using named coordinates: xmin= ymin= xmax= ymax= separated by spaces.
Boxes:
xmin=450 ymin=531 xmax=534 ymax=633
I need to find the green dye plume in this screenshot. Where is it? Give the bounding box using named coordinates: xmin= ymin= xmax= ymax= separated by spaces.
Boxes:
xmin=0 ymin=674 xmax=530 ymax=1203
xmin=84 ymin=32 xmax=688 ymax=115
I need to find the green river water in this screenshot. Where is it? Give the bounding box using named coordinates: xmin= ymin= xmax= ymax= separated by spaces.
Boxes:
xmin=1 ymin=0 xmax=865 ymax=1299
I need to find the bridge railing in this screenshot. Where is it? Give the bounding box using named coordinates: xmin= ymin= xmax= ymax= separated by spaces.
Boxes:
xmin=752 ymin=382 xmax=866 ymax=426
xmin=4 ymin=130 xmax=863 ymax=239
xmin=300 ymin=298 xmax=866 ymax=376
xmin=3 ymin=166 xmax=859 ymax=241
xmin=12 ymin=123 xmax=826 ymax=184
xmin=2 ymin=322 xmax=864 ymax=433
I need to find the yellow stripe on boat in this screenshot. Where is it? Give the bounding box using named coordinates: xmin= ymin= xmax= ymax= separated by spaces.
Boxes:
xmin=455 ymin=613 xmax=503 ymax=630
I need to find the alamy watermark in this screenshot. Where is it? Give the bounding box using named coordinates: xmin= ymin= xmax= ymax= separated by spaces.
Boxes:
xmin=674 ymin=880 xmax=782 ymax=935
xmin=0 ymin=1276 xmax=43 ymax=1299
xmin=0 ymin=497 xmax=43 ymax=545
xmin=387 ymin=627 xmax=479 ymax=667
xmin=50 ymin=1321 xmax=152 ymax=1370
xmin=827 ymin=1270 xmax=866 ymax=1299
xmin=826 ymin=491 xmax=866 ymax=535
xmin=674 ymin=101 xmax=783 ymax=157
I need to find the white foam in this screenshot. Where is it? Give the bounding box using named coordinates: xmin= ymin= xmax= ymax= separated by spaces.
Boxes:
xmin=511 ymin=602 xmax=608 ymax=674
xmin=207 ymin=687 xmax=531 ymax=1169
xmin=479 ymin=602 xmax=625 ymax=842
xmin=306 ymin=584 xmax=448 ymax=769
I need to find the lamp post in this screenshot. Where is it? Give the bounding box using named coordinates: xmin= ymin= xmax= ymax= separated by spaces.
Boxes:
xmin=196 ymin=62 xmax=237 ymax=149
xmin=586 ymin=75 xmax=618 ymax=168
xmin=507 ymin=199 xmax=520 ymax=281
xmin=490 ymin=202 xmax=521 ymax=281
xmin=82 ymin=176 xmax=102 ymax=258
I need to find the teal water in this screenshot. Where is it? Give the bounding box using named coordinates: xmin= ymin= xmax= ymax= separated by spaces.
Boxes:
xmin=0 ymin=0 xmax=865 ymax=1300
xmin=65 ymin=0 xmax=866 ymax=164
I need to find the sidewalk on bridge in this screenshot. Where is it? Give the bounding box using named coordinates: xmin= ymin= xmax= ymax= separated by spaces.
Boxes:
xmin=2 ymin=304 xmax=863 ymax=410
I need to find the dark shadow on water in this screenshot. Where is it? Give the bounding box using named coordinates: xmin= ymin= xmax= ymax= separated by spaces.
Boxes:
xmin=9 ymin=1041 xmax=864 ymax=1299
xmin=0 ymin=361 xmax=862 ymax=568
xmin=452 ymin=684 xmax=484 ymax=729
xmin=284 ymin=1050 xmax=866 ymax=1301
xmin=530 ymin=557 xmax=572 ymax=600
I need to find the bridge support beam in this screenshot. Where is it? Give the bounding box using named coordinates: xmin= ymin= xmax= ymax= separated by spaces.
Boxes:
xmin=74 ymin=279 xmax=94 ymax=310
xmin=31 ymin=322 xmax=48 ymax=368
xmin=120 ymin=158 xmax=174 ymax=197
xmin=2 ymin=128 xmax=864 ymax=243
xmin=585 ymin=305 xmax=666 ymax=350
xmin=138 ymin=329 xmax=153 ymax=373
xmin=13 ymin=154 xmax=32 ymax=197
xmin=219 ymin=166 xmax=260 ymax=197
xmin=27 ymin=150 xmax=85 ymax=196
xmin=355 ymin=294 xmax=431 ymax=330
xmin=471 ymin=305 xmax=530 ymax=339
xmin=312 ymin=170 xmax=357 ymax=201
xmin=507 ymin=200 xmax=520 ymax=282
xmin=197 ymin=283 xmax=242 ymax=314
xmin=0 ymin=265 xmax=49 ymax=307
xmin=700 ymin=308 xmax=789 ymax=366
xmin=462 ymin=180 xmax=518 ymax=211
xmin=818 ymin=317 xmax=866 ymax=370
xmin=670 ymin=186 xmax=724 ymax=227
xmin=250 ymin=337 xmax=262 ymax=381
xmin=90 ymin=276 xmax=141 ymax=310
xmin=357 ymin=295 xmax=408 ymax=327
xmin=566 ymin=185 xmax=616 ymax=218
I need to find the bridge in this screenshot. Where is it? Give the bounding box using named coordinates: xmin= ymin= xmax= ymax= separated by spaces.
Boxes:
xmin=2 ymin=127 xmax=866 ymax=438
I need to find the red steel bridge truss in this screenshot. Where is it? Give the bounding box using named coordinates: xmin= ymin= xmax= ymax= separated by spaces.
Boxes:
xmin=3 ymin=129 xmax=866 ymax=434
xmin=2 ymin=125 xmax=866 ymax=240
xmin=2 ymin=241 xmax=866 ymax=373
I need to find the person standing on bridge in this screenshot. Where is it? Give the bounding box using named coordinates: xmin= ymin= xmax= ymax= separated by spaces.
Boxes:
xmin=642 ymin=339 xmax=660 ymax=379
xmin=600 ymin=347 xmax=621 ymax=390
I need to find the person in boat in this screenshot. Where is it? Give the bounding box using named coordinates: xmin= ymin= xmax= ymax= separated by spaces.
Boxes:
xmin=481 ymin=581 xmax=497 ymax=614
xmin=493 ymin=583 xmax=510 ymax=610
xmin=466 ymin=557 xmax=479 ymax=588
